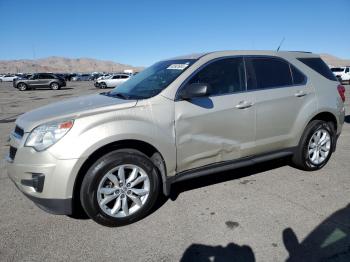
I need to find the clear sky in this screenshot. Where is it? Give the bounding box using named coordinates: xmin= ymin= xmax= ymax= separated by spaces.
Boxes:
xmin=0 ymin=0 xmax=349 ymax=66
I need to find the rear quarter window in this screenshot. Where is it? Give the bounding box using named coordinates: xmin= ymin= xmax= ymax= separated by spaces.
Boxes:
xmin=297 ymin=58 xmax=337 ymax=81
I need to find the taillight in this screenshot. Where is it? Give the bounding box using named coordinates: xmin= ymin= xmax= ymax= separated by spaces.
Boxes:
xmin=337 ymin=85 xmax=346 ymax=102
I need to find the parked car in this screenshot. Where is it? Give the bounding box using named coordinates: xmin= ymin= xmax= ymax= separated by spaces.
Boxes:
xmin=96 ymin=74 xmax=111 ymax=81
xmin=331 ymin=67 xmax=350 ymax=84
xmin=94 ymin=73 xmax=130 ymax=88
xmin=72 ymin=74 xmax=91 ymax=81
xmin=0 ymin=74 xmax=18 ymax=82
xmin=13 ymin=73 xmax=66 ymax=91
xmin=7 ymin=51 xmax=345 ymax=227
xmin=67 ymin=73 xmax=77 ymax=81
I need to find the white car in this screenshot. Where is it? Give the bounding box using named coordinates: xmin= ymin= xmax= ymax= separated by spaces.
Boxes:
xmin=96 ymin=74 xmax=111 ymax=81
xmin=0 ymin=74 xmax=18 ymax=82
xmin=331 ymin=67 xmax=350 ymax=84
xmin=95 ymin=74 xmax=130 ymax=88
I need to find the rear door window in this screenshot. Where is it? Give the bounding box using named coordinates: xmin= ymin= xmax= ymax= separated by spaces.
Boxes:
xmin=297 ymin=58 xmax=337 ymax=81
xmin=245 ymin=57 xmax=293 ymax=90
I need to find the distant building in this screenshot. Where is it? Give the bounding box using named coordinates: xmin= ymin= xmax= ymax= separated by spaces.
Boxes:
xmin=124 ymin=69 xmax=134 ymax=74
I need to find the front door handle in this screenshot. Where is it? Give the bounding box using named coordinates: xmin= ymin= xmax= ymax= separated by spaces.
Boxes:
xmin=235 ymin=101 xmax=253 ymax=109
xmin=294 ymin=90 xmax=307 ymax=97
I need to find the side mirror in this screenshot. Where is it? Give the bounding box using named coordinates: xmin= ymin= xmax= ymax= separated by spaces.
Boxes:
xmin=180 ymin=83 xmax=211 ymax=100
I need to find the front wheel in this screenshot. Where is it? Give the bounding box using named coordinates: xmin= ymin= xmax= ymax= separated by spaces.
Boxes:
xmin=100 ymin=82 xmax=107 ymax=89
xmin=292 ymin=120 xmax=335 ymax=171
xmin=17 ymin=83 xmax=27 ymax=91
xmin=80 ymin=150 xmax=160 ymax=227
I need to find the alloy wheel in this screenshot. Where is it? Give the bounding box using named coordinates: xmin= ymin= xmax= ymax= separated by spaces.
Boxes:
xmin=307 ymin=129 xmax=331 ymax=165
xmin=97 ymin=164 xmax=150 ymax=218
xmin=18 ymin=83 xmax=26 ymax=91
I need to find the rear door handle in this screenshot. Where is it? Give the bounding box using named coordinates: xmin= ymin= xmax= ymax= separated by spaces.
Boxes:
xmin=294 ymin=90 xmax=307 ymax=97
xmin=235 ymin=101 xmax=253 ymax=109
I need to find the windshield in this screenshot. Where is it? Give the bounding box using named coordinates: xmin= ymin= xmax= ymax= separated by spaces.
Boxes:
xmin=108 ymin=59 xmax=196 ymax=99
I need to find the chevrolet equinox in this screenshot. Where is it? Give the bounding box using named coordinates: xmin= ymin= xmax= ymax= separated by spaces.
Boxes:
xmin=7 ymin=51 xmax=346 ymax=226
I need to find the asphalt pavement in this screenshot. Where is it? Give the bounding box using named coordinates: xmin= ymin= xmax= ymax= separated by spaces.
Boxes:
xmin=0 ymin=81 xmax=349 ymax=261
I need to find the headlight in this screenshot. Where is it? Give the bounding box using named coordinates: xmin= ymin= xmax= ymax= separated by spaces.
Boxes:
xmin=25 ymin=120 xmax=74 ymax=151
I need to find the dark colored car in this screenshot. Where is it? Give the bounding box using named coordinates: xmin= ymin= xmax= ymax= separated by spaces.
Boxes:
xmin=13 ymin=73 xmax=66 ymax=91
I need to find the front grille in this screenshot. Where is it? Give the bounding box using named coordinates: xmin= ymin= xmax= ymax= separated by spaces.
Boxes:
xmin=9 ymin=146 xmax=17 ymax=160
xmin=14 ymin=125 xmax=24 ymax=138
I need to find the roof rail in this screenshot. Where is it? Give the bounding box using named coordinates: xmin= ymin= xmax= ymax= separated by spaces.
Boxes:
xmin=287 ymin=51 xmax=312 ymax=53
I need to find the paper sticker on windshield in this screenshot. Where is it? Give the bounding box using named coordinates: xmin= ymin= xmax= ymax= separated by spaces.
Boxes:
xmin=167 ymin=64 xmax=189 ymax=70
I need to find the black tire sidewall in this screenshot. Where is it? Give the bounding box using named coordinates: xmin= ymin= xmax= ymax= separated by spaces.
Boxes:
xmin=80 ymin=150 xmax=160 ymax=227
xmin=302 ymin=121 xmax=334 ymax=170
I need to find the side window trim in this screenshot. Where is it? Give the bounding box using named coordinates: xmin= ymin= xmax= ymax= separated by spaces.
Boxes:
xmin=175 ymin=55 xmax=247 ymax=101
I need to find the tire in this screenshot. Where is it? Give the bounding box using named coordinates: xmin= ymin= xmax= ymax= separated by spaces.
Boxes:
xmin=80 ymin=149 xmax=160 ymax=227
xmin=100 ymin=82 xmax=107 ymax=89
xmin=50 ymin=82 xmax=60 ymax=90
xmin=17 ymin=83 xmax=27 ymax=91
xmin=292 ymin=120 xmax=335 ymax=171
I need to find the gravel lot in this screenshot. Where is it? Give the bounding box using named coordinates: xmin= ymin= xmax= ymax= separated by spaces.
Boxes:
xmin=0 ymin=81 xmax=349 ymax=262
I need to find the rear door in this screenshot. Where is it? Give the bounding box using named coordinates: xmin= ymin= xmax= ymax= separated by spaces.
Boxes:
xmin=245 ymin=56 xmax=315 ymax=154
xmin=175 ymin=57 xmax=256 ymax=172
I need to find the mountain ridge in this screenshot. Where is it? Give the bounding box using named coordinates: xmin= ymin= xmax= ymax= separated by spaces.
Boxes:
xmin=1 ymin=53 xmax=349 ymax=73
xmin=0 ymin=56 xmax=144 ymax=73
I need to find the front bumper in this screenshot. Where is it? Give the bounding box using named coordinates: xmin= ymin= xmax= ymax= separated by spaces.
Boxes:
xmin=11 ymin=179 xmax=72 ymax=215
xmin=94 ymin=82 xmax=100 ymax=87
xmin=6 ymin=132 xmax=83 ymax=215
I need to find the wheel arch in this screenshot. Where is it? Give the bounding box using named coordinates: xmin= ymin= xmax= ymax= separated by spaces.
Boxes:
xmin=71 ymin=139 xmax=168 ymax=214
xmin=309 ymin=111 xmax=338 ymax=132
xmin=16 ymin=81 xmax=27 ymax=88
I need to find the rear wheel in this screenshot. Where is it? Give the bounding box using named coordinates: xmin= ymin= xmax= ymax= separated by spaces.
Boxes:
xmin=17 ymin=83 xmax=27 ymax=91
xmin=50 ymin=82 xmax=60 ymax=90
xmin=292 ymin=120 xmax=335 ymax=171
xmin=80 ymin=149 xmax=160 ymax=227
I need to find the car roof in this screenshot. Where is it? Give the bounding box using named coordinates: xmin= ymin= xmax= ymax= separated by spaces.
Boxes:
xmin=167 ymin=50 xmax=319 ymax=61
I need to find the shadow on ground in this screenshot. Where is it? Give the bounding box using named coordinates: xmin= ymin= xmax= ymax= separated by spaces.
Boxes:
xmin=180 ymin=243 xmax=255 ymax=262
xmin=283 ymin=203 xmax=350 ymax=262
xmin=179 ymin=204 xmax=350 ymax=261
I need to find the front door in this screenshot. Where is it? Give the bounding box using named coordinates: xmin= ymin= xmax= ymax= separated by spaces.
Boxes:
xmin=175 ymin=57 xmax=256 ymax=172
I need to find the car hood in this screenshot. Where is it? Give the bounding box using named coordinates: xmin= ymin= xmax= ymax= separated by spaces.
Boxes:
xmin=16 ymin=94 xmax=137 ymax=132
